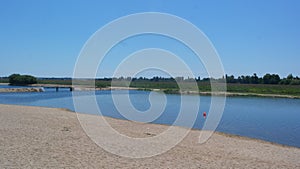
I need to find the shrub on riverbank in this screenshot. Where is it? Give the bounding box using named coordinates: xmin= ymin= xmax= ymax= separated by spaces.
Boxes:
xmin=8 ymin=74 xmax=37 ymax=85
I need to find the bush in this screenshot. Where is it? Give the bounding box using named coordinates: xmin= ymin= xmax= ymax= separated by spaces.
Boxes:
xmin=163 ymin=89 xmax=180 ymax=94
xmin=290 ymin=80 xmax=300 ymax=85
xmin=8 ymin=74 xmax=37 ymax=85
xmin=279 ymin=79 xmax=291 ymax=85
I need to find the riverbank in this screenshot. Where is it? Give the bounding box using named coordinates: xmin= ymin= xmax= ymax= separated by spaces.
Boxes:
xmin=193 ymin=91 xmax=300 ymax=99
xmin=31 ymin=83 xmax=300 ymax=99
xmin=0 ymin=87 xmax=44 ymax=93
xmin=1 ymin=82 xmax=300 ymax=99
xmin=0 ymin=104 xmax=299 ymax=168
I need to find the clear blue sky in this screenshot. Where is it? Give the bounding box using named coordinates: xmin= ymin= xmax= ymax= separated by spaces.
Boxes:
xmin=0 ymin=0 xmax=299 ymax=78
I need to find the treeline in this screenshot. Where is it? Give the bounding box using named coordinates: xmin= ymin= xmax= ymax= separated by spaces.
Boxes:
xmin=225 ymin=73 xmax=300 ymax=85
xmin=96 ymin=73 xmax=300 ymax=85
xmin=1 ymin=73 xmax=299 ymax=86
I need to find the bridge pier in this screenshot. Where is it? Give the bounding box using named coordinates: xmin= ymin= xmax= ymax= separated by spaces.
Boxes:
xmin=42 ymin=86 xmax=74 ymax=92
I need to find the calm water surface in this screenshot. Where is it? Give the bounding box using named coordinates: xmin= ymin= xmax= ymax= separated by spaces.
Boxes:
xmin=0 ymin=85 xmax=299 ymax=148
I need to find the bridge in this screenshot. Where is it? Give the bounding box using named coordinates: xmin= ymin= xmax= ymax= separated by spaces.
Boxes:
xmin=30 ymin=84 xmax=75 ymax=92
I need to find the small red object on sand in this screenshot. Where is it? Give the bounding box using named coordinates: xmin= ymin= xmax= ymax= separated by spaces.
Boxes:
xmin=203 ymin=112 xmax=207 ymax=118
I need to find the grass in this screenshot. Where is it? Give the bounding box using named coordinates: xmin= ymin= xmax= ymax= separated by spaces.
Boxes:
xmin=34 ymin=79 xmax=300 ymax=97
xmin=0 ymin=79 xmax=9 ymax=83
xmin=37 ymin=79 xmax=72 ymax=85
xmin=226 ymin=83 xmax=300 ymax=96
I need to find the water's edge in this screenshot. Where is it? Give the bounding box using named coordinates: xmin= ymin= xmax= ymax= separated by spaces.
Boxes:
xmin=1 ymin=103 xmax=298 ymax=149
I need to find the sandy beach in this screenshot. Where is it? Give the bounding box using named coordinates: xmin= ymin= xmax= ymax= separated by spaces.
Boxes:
xmin=0 ymin=104 xmax=299 ymax=169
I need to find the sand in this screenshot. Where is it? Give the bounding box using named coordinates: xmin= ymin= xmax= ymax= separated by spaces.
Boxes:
xmin=0 ymin=88 xmax=44 ymax=93
xmin=0 ymin=104 xmax=299 ymax=169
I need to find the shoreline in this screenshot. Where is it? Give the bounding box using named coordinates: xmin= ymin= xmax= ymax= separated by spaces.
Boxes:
xmin=198 ymin=91 xmax=300 ymax=99
xmin=0 ymin=87 xmax=44 ymax=93
xmin=2 ymin=103 xmax=299 ymax=149
xmin=0 ymin=104 xmax=299 ymax=168
xmin=1 ymin=83 xmax=299 ymax=99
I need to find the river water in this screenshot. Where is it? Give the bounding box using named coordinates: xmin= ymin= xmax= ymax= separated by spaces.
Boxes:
xmin=0 ymin=86 xmax=299 ymax=148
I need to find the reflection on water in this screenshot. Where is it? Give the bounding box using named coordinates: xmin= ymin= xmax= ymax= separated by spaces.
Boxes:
xmin=0 ymin=86 xmax=299 ymax=148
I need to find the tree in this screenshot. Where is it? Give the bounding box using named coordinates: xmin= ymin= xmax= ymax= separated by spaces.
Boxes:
xmin=250 ymin=73 xmax=259 ymax=84
xmin=8 ymin=74 xmax=20 ymax=84
xmin=8 ymin=74 xmax=37 ymax=85
xmin=263 ymin=73 xmax=280 ymax=84
xmin=238 ymin=75 xmax=251 ymax=84
xmin=287 ymin=74 xmax=294 ymax=80
xmin=290 ymin=80 xmax=300 ymax=85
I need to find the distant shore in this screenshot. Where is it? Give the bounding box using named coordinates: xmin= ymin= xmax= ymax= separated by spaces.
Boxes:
xmin=198 ymin=91 xmax=300 ymax=99
xmin=30 ymin=83 xmax=300 ymax=99
xmin=1 ymin=82 xmax=300 ymax=99
xmin=0 ymin=104 xmax=299 ymax=168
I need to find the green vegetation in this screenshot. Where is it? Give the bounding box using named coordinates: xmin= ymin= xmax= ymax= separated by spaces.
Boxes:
xmin=226 ymin=84 xmax=300 ymax=96
xmin=162 ymin=89 xmax=181 ymax=94
xmin=8 ymin=74 xmax=37 ymax=85
xmin=226 ymin=73 xmax=300 ymax=85
xmin=130 ymin=78 xmax=179 ymax=89
xmin=37 ymin=78 xmax=72 ymax=85
xmin=37 ymin=78 xmax=111 ymax=88
xmin=0 ymin=77 xmax=8 ymax=83
xmin=36 ymin=74 xmax=300 ymax=97
xmin=2 ymin=73 xmax=300 ymax=97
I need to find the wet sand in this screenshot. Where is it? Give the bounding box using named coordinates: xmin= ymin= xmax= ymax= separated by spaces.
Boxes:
xmin=0 ymin=104 xmax=299 ymax=168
